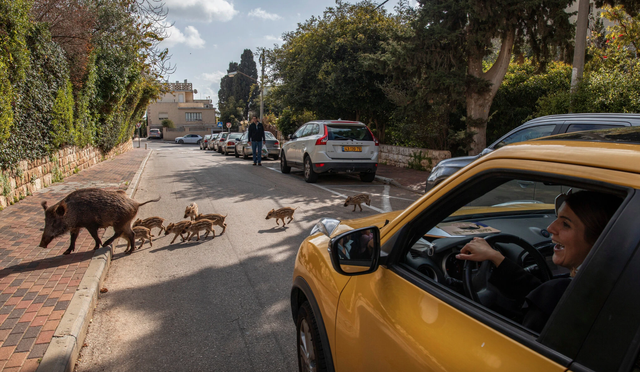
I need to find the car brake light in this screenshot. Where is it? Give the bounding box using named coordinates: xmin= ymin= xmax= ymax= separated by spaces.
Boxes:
xmin=366 ymin=127 xmax=379 ymax=146
xmin=315 ymin=125 xmax=328 ymax=145
xmin=274 ymin=141 xmax=279 ymax=146
xmin=317 ymin=163 xmax=325 ymax=167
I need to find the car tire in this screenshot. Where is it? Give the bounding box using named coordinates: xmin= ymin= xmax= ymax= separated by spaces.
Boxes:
xmin=360 ymin=172 xmax=375 ymax=182
xmin=224 ymin=148 xmax=229 ymax=156
xmin=296 ymin=302 xmax=327 ymax=372
xmin=235 ymin=148 xmax=239 ymax=158
xmin=304 ymin=156 xmax=318 ymax=183
xmin=197 ymin=140 xmax=202 ymax=145
xmin=281 ymin=152 xmax=291 ymax=174
xmin=243 ymin=148 xmax=249 ymax=160
xmin=178 ymin=140 xmax=184 ymax=144
xmin=272 ymin=154 xmax=279 ymax=161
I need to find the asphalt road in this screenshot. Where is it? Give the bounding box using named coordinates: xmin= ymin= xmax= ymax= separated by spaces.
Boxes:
xmin=75 ymin=140 xmax=421 ymax=372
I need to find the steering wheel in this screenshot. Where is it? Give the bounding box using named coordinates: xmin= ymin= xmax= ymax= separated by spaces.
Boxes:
xmin=462 ymin=233 xmax=552 ymax=309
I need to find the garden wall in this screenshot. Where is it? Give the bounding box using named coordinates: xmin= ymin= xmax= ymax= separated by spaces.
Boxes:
xmin=379 ymin=145 xmax=450 ymax=171
xmin=0 ymin=140 xmax=133 ymax=209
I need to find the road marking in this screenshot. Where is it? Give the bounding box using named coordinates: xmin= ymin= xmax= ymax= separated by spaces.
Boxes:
xmin=266 ymin=167 xmax=394 ymax=212
xmin=331 ymin=187 xmax=416 ymax=202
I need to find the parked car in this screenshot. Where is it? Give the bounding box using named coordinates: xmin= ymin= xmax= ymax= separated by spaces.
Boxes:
xmin=208 ymin=133 xmax=220 ymax=150
xmin=426 ymin=113 xmax=640 ymax=192
xmin=174 ymin=134 xmax=202 ymax=144
xmin=200 ymin=134 xmax=212 ymax=150
xmin=280 ymin=120 xmax=379 ymax=183
xmin=291 ymin=126 xmax=640 ymax=372
xmin=148 ymin=128 xmax=162 ymax=139
xmin=235 ymin=131 xmax=281 ymax=160
xmin=214 ymin=132 xmax=230 ymax=152
xmin=221 ymin=132 xmax=243 ymax=155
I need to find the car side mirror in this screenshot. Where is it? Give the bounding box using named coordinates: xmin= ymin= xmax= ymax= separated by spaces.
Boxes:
xmin=480 ymin=147 xmax=493 ymax=156
xmin=329 ymin=226 xmax=381 ymax=276
xmin=289 ymin=134 xmax=295 ymax=140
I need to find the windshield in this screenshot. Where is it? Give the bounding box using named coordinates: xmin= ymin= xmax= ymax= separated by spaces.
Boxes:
xmin=228 ymin=133 xmax=242 ymax=140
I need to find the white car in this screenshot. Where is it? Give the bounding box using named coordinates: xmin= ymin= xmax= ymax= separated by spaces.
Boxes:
xmin=174 ymin=134 xmax=202 ymax=144
xmin=280 ymin=120 xmax=379 ymax=183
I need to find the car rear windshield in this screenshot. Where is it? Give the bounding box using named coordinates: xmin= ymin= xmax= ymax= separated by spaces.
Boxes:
xmin=228 ymin=133 xmax=242 ymax=140
xmin=327 ymin=125 xmax=373 ymax=141
xmin=150 ymin=129 xmax=160 ymax=133
xmin=265 ymin=132 xmax=276 ymax=140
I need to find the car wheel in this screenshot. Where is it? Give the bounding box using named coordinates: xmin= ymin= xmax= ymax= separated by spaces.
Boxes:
xmin=360 ymin=172 xmax=375 ymax=182
xmin=243 ymin=148 xmax=249 ymax=159
xmin=178 ymin=140 xmax=184 ymax=144
xmin=281 ymin=152 xmax=291 ymax=174
xmin=296 ymin=302 xmax=327 ymax=372
xmin=272 ymin=154 xmax=279 ymax=161
xmin=235 ymin=148 xmax=239 ymax=158
xmin=197 ymin=140 xmax=202 ymax=145
xmin=304 ymin=156 xmax=318 ymax=183
xmin=224 ymin=148 xmax=229 ymax=156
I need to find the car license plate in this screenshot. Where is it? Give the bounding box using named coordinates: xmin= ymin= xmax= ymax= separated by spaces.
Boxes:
xmin=343 ymin=146 xmax=362 ymax=152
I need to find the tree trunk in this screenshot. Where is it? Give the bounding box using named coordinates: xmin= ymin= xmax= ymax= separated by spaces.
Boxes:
xmin=466 ymin=30 xmax=515 ymax=155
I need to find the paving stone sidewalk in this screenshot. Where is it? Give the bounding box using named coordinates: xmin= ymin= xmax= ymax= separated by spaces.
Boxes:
xmin=0 ymin=148 xmax=149 ymax=372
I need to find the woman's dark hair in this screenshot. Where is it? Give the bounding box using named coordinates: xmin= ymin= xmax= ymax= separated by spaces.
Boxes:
xmin=563 ymin=191 xmax=622 ymax=246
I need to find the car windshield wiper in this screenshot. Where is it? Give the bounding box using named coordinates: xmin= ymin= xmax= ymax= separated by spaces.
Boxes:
xmin=333 ymin=135 xmax=350 ymax=140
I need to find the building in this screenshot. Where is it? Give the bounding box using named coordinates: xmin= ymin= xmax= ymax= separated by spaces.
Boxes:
xmin=146 ymin=79 xmax=220 ymax=141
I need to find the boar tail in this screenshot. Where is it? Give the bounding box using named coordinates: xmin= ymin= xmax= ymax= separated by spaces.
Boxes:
xmin=139 ymin=196 xmax=161 ymax=207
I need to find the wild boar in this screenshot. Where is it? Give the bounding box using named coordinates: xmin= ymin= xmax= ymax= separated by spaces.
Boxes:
xmin=125 ymin=226 xmax=154 ymax=252
xmin=194 ymin=213 xmax=227 ymax=235
xmin=133 ymin=216 xmax=165 ymax=234
xmin=344 ymin=194 xmax=371 ymax=212
xmin=184 ymin=203 xmax=198 ymax=220
xmin=184 ymin=219 xmax=216 ymax=241
xmin=165 ymin=220 xmax=192 ymax=244
xmin=39 ymin=188 xmax=161 ymax=255
xmin=265 ymin=207 xmax=298 ymax=227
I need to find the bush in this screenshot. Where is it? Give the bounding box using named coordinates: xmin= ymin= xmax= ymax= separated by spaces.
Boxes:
xmin=161 ymin=119 xmax=175 ymax=128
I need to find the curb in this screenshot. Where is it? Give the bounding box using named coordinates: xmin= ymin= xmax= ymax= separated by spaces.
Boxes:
xmin=37 ymin=149 xmax=152 ymax=372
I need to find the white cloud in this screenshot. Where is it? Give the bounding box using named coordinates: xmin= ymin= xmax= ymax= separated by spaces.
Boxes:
xmin=162 ymin=25 xmax=205 ymax=49
xmin=248 ymin=8 xmax=282 ymax=21
xmin=165 ymin=0 xmax=237 ymax=22
xmin=264 ymin=35 xmax=283 ymax=43
xmin=201 ymin=71 xmax=227 ymax=84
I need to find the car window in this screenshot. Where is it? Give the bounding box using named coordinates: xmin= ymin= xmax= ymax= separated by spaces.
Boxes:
xmin=294 ymin=125 xmax=307 ymax=138
xmin=399 ymin=174 xmax=622 ymax=342
xmin=228 ymin=133 xmax=242 ymax=140
xmin=302 ymin=125 xmax=313 ymax=137
xmin=327 ymin=125 xmax=373 ymax=141
xmin=494 ymin=124 xmax=556 ymax=149
xmin=265 ymin=132 xmax=276 ymax=140
xmin=566 ymin=123 xmax=625 ymax=133
xmin=311 ymin=124 xmax=319 ymax=135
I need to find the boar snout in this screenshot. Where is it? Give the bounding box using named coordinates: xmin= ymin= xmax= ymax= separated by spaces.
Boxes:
xmin=39 ymin=235 xmax=52 ymax=248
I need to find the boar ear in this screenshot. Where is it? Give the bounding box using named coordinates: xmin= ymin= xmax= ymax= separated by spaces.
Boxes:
xmin=41 ymin=201 xmax=48 ymax=211
xmin=55 ymin=202 xmax=67 ymax=216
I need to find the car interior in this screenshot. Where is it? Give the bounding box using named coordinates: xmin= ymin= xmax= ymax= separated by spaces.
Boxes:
xmin=396 ymin=173 xmax=627 ymax=333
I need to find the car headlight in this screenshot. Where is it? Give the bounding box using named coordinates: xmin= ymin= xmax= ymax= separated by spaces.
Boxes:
xmin=310 ymin=218 xmax=341 ymax=237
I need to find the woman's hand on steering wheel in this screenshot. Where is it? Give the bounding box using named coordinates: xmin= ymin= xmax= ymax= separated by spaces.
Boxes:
xmin=456 ymin=237 xmax=505 ymax=267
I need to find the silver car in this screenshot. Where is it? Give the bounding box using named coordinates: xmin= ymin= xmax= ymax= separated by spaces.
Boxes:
xmin=175 ymin=134 xmax=202 ymax=144
xmin=207 ymin=133 xmax=220 ymax=150
xmin=200 ymin=134 xmax=212 ymax=150
xmin=235 ymin=131 xmax=280 ymax=160
xmin=214 ymin=132 xmax=230 ymax=152
xmin=221 ymin=132 xmax=243 ymax=155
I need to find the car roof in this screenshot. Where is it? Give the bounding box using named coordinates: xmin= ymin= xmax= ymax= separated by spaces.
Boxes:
xmin=307 ymin=120 xmax=366 ymax=126
xmin=487 ymin=127 xmax=640 ymax=174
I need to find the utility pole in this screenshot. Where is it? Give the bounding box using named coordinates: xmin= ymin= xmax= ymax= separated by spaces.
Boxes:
xmin=260 ymin=50 xmax=265 ymax=123
xmin=570 ymin=0 xmax=590 ymax=109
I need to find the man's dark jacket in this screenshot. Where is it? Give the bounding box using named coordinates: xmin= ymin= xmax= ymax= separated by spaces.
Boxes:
xmin=248 ymin=122 xmax=265 ymax=142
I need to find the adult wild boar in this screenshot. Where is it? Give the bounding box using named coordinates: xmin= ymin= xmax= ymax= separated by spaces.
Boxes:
xmin=39 ymin=188 xmax=160 ymax=255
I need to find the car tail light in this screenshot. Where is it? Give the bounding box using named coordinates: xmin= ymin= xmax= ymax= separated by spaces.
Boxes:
xmin=227 ymin=141 xmax=234 ymax=145
xmin=317 ymin=163 xmax=325 ymax=167
xmin=315 ymin=125 xmax=328 ymax=145
xmin=366 ymin=127 xmax=379 ymax=146
xmin=274 ymin=141 xmax=279 ymax=146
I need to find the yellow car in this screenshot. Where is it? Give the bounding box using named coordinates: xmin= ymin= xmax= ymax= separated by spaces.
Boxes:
xmin=291 ymin=127 xmax=640 ymax=372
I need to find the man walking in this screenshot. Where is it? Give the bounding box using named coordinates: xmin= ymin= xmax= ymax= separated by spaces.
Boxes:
xmin=248 ymin=116 xmax=266 ymax=166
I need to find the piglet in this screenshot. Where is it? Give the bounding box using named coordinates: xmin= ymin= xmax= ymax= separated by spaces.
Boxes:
xmin=39 ymin=188 xmax=160 ymax=255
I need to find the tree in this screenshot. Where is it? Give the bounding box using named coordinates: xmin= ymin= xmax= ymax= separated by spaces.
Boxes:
xmin=217 ymin=50 xmax=259 ymax=121
xmin=161 ymin=119 xmax=174 ymax=128
xmin=376 ymin=0 xmax=575 ymax=154
xmin=267 ymin=1 xmax=397 ymax=142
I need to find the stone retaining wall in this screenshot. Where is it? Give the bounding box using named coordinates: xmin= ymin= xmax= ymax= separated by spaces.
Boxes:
xmin=379 ymin=145 xmax=450 ymax=171
xmin=0 ymin=140 xmax=133 ymax=209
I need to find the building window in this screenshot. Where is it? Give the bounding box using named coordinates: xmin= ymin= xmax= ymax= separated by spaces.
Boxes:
xmin=186 ymin=112 xmax=202 ymax=122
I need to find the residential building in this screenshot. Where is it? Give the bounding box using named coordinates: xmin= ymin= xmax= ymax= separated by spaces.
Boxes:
xmin=146 ymin=79 xmax=220 ymax=141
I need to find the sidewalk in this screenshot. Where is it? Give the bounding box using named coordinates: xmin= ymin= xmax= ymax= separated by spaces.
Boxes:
xmin=0 ymin=147 xmax=425 ymax=371
xmin=0 ymin=148 xmax=150 ymax=372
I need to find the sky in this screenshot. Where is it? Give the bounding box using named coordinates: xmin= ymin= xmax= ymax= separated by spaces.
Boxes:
xmin=157 ymin=0 xmax=415 ymax=108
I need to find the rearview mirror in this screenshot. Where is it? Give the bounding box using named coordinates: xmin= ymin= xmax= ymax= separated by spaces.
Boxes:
xmin=329 ymin=226 xmax=381 ymax=276
xmin=289 ymin=134 xmax=296 ymax=140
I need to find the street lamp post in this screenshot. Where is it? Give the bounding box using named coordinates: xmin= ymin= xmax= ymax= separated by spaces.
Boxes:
xmin=227 ymin=71 xmax=263 ymax=122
